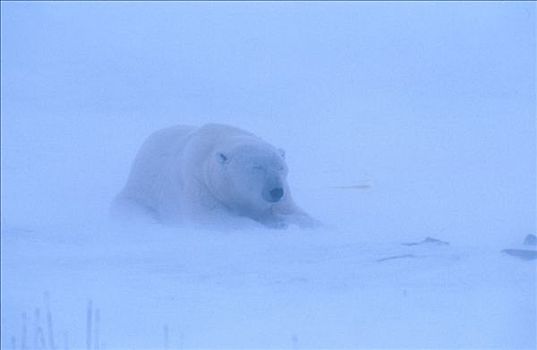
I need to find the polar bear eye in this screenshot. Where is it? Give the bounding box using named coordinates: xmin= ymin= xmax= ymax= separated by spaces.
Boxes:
xmin=252 ymin=165 xmax=264 ymax=171
xmin=217 ymin=153 xmax=228 ymax=163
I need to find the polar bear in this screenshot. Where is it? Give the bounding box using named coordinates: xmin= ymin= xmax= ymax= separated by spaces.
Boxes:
xmin=112 ymin=123 xmax=318 ymax=229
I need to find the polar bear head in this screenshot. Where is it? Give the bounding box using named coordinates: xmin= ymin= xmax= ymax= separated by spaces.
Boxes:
xmin=205 ymin=142 xmax=288 ymax=216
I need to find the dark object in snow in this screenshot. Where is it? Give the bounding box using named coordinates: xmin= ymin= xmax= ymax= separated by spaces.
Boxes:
xmin=502 ymin=249 xmax=537 ymax=261
xmin=523 ymin=234 xmax=537 ymax=247
xmin=402 ymin=237 xmax=450 ymax=247
xmin=377 ymin=254 xmax=416 ymax=262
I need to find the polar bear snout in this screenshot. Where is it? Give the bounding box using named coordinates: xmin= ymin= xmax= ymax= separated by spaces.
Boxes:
xmin=270 ymin=187 xmax=284 ymax=201
xmin=264 ymin=187 xmax=284 ymax=203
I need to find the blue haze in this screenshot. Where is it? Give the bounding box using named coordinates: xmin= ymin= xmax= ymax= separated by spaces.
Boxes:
xmin=1 ymin=2 xmax=535 ymax=348
xmin=2 ymin=2 xmax=534 ymax=243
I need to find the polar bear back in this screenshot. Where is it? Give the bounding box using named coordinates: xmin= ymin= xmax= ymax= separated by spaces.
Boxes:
xmin=115 ymin=125 xmax=196 ymax=216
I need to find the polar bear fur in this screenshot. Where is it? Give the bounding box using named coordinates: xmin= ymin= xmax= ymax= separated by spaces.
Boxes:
xmin=112 ymin=123 xmax=317 ymax=229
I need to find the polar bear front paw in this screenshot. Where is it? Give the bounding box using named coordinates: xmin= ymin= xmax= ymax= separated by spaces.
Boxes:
xmin=284 ymin=213 xmax=321 ymax=229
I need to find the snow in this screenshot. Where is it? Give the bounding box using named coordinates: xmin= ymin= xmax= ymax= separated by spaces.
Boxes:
xmin=3 ymin=225 xmax=535 ymax=349
xmin=1 ymin=2 xmax=536 ymax=349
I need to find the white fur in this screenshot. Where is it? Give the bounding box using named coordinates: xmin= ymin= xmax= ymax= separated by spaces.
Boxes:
xmin=112 ymin=124 xmax=318 ymax=229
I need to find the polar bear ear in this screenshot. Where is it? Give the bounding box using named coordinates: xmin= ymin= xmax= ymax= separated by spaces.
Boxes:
xmin=278 ymin=148 xmax=286 ymax=159
xmin=217 ymin=152 xmax=229 ymax=164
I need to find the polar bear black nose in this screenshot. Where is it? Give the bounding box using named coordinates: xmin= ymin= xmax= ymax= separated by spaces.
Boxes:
xmin=269 ymin=187 xmax=284 ymax=202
